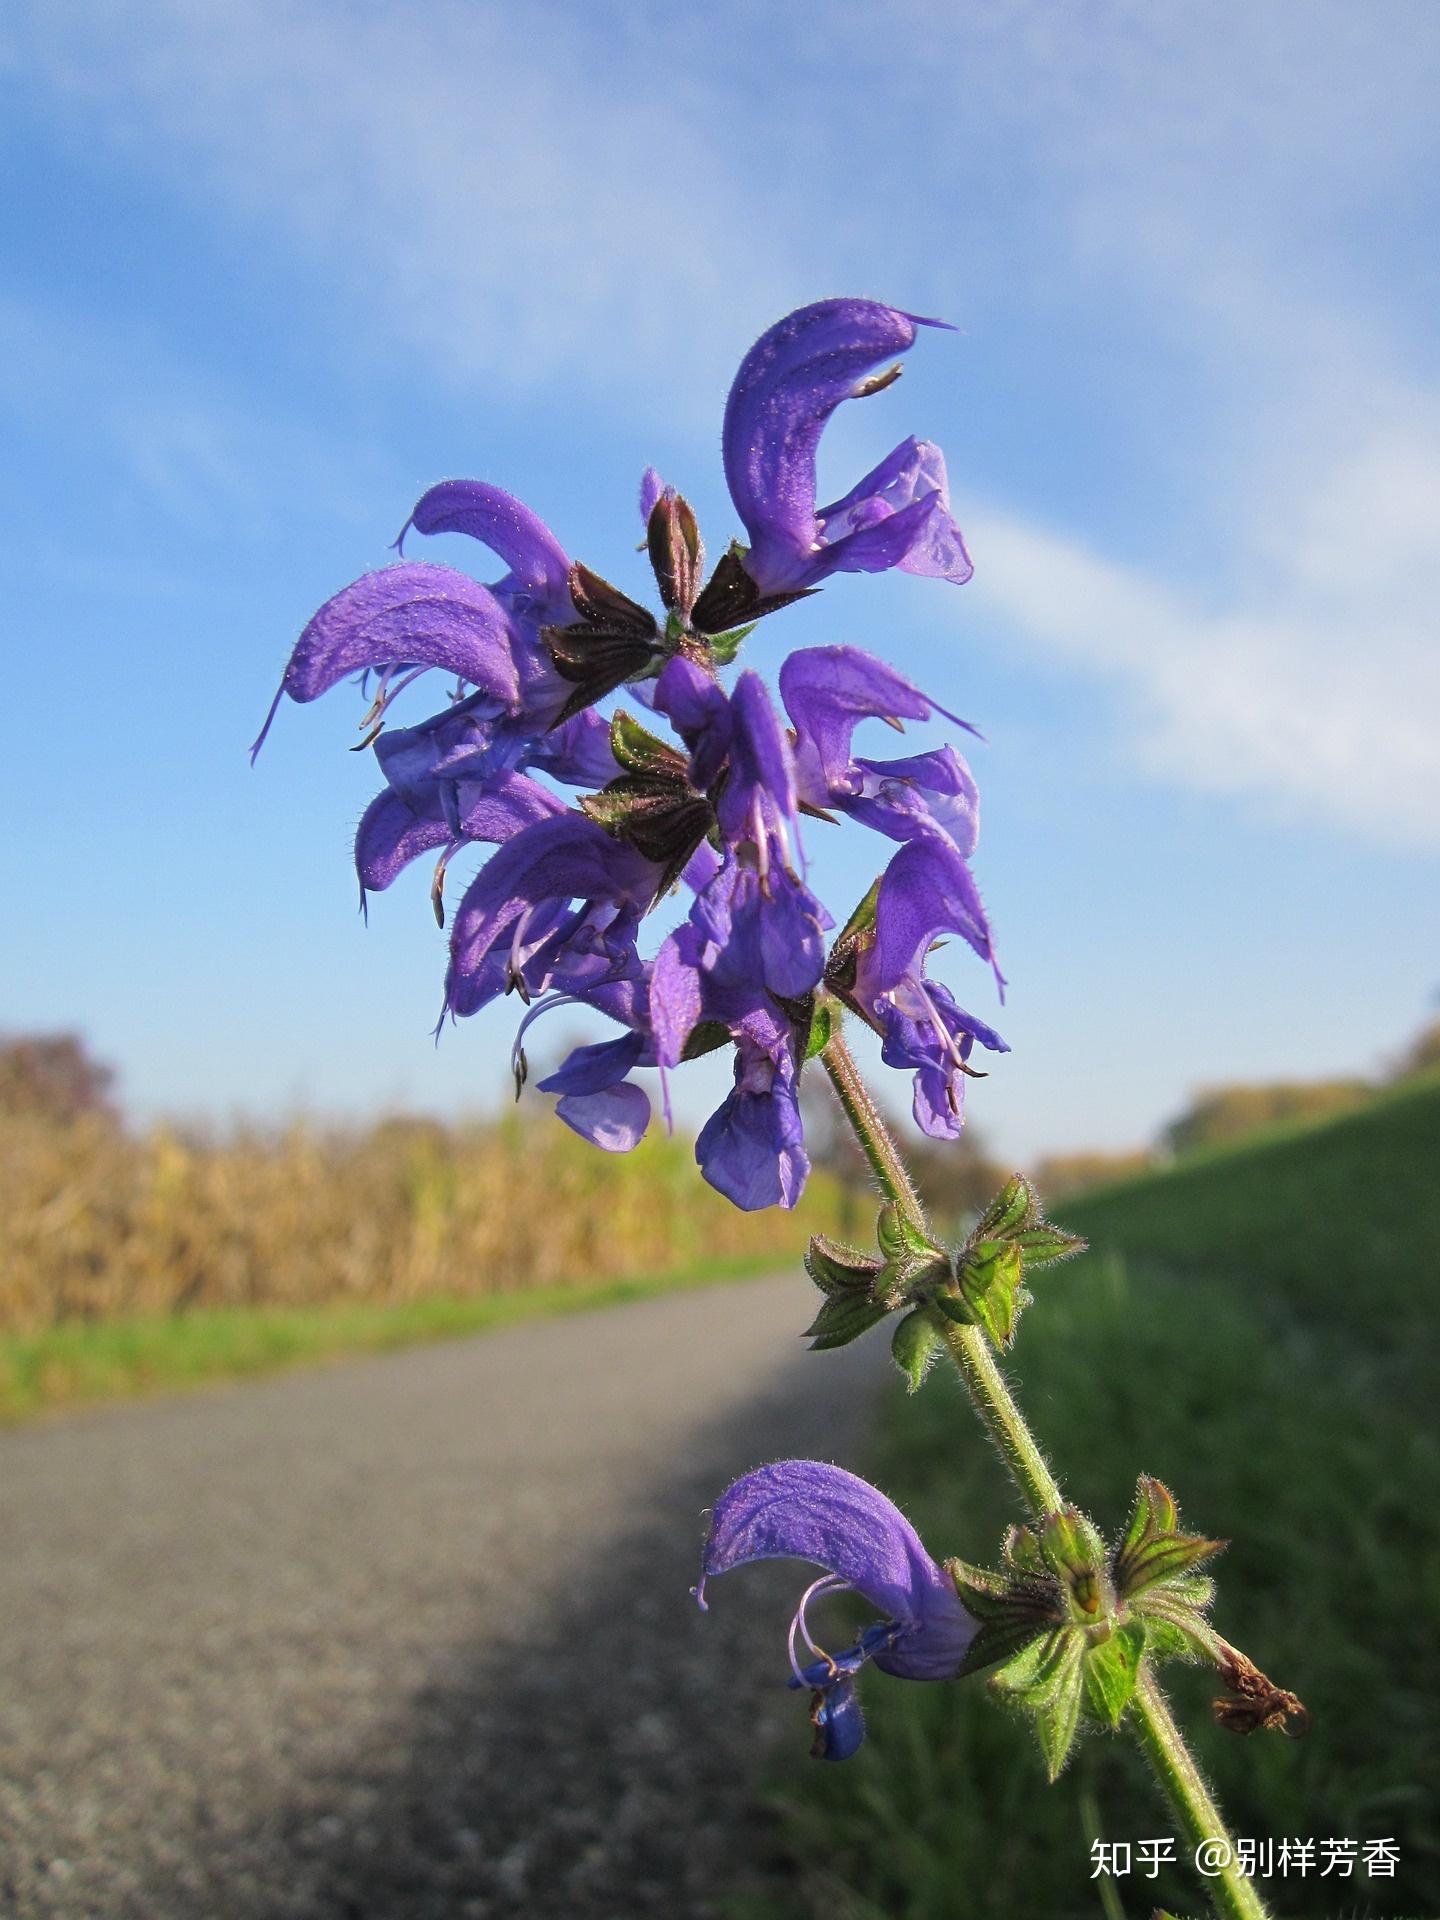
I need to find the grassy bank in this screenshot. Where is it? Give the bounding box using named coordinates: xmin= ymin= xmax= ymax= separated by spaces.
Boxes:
xmin=0 ymin=1251 xmax=795 ymax=1424
xmin=751 ymin=1077 xmax=1440 ymax=1918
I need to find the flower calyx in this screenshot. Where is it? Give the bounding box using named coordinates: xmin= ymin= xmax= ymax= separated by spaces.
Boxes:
xmin=948 ymin=1507 xmax=1144 ymax=1781
xmin=1111 ymin=1473 xmax=1226 ymax=1666
xmin=801 ymin=1201 xmax=950 ymax=1388
xmin=543 ymin=564 xmax=666 ymax=723
xmin=580 ymin=710 xmax=717 ymax=900
xmin=689 ymin=542 xmax=820 ymax=636
xmin=929 ymin=1174 xmax=1086 ymax=1350
xmin=948 ymin=1477 xmax=1238 ymax=1780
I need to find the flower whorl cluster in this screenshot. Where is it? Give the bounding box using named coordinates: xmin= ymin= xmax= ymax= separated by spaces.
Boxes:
xmin=256 ymin=299 xmax=1006 ymax=1209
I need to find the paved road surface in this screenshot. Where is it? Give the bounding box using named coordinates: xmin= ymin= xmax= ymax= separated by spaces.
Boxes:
xmin=0 ymin=1275 xmax=886 ymax=1918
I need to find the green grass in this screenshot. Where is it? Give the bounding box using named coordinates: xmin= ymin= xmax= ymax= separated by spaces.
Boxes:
xmin=0 ymin=1253 xmax=789 ymax=1425
xmin=746 ymin=1076 xmax=1440 ymax=1919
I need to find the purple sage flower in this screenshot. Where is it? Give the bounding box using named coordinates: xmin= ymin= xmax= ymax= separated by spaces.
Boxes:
xmin=258 ymin=299 xmax=1005 ymax=1208
xmin=697 ymin=1459 xmax=976 ymax=1760
xmin=716 ymin=300 xmax=973 ymax=604
xmin=845 ymin=838 xmax=1008 ymax=1138
xmin=781 ymin=644 xmax=982 ymax=859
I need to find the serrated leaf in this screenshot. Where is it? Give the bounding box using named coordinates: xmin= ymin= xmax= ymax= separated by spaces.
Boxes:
xmin=805 ymin=1234 xmax=880 ymax=1296
xmin=891 ymin=1310 xmax=941 ymax=1392
xmin=1011 ymin=1225 xmax=1088 ymax=1266
xmin=1082 ymin=1622 xmax=1146 ymax=1727
xmin=976 ymin=1174 xmax=1037 ymax=1240
xmin=803 ymin=1291 xmax=888 ymax=1351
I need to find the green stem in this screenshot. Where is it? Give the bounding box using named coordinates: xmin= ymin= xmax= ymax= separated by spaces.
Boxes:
xmin=1131 ymin=1670 xmax=1271 ymax=1920
xmin=819 ymin=1029 xmax=925 ymax=1227
xmin=939 ymin=1319 xmax=1064 ymax=1516
xmin=820 ymin=1018 xmax=1266 ymax=1920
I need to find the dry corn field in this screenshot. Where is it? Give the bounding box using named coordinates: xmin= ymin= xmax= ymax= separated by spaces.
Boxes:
xmin=0 ymin=1112 xmax=840 ymax=1334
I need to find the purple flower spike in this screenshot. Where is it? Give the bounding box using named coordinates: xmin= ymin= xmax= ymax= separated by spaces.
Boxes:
xmin=698 ymin=1459 xmax=976 ymax=1760
xmin=722 ymin=299 xmax=969 ymax=596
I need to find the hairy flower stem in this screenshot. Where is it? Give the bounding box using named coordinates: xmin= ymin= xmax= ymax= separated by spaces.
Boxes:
xmin=820 ymin=1026 xmax=1267 ymax=1920
xmin=1132 ymin=1671 xmax=1272 ymax=1920
xmin=819 ymin=1029 xmax=926 ymax=1228
xmin=938 ymin=1320 xmax=1064 ymax=1515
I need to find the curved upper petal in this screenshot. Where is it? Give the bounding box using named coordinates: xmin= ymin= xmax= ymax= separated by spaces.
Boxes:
xmin=868 ymin=838 xmax=1002 ymax=993
xmin=355 ymin=772 xmax=564 ymax=893
xmin=446 ymin=813 xmax=654 ymax=1003
xmin=722 ymin=300 xmax=947 ymax=592
xmin=700 ymin=1459 xmax=967 ymax=1659
xmin=398 ymin=480 xmax=571 ymax=613
xmin=285 ymin=564 xmax=520 ymax=707
xmin=780 ymin=645 xmax=938 ymax=795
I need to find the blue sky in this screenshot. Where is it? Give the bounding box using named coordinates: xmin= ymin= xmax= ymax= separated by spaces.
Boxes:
xmin=3 ymin=0 xmax=1438 ymax=1162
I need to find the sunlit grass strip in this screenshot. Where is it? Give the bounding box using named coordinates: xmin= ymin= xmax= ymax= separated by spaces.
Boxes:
xmin=0 ymin=1252 xmax=798 ymax=1424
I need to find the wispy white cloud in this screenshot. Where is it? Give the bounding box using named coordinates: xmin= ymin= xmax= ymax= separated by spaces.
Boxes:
xmin=10 ymin=0 xmax=1440 ymax=852
xmin=967 ymin=408 xmax=1440 ymax=847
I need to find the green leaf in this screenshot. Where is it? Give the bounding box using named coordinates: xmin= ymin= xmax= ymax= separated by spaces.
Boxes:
xmin=1011 ymin=1225 xmax=1088 ymax=1266
xmin=707 ymin=620 xmax=756 ymax=666
xmin=804 ymin=999 xmax=835 ymax=1061
xmin=890 ymin=1310 xmax=942 ymax=1392
xmin=802 ymin=1291 xmax=888 ymax=1351
xmin=609 ymin=709 xmax=685 ymax=775
xmin=976 ymin=1174 xmax=1037 ymax=1240
xmin=804 ymin=1234 xmax=879 ymax=1296
xmin=1082 ymin=1622 xmax=1146 ymax=1728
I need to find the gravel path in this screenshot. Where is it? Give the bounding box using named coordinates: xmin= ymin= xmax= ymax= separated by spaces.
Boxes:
xmin=0 ymin=1274 xmax=886 ymax=1918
